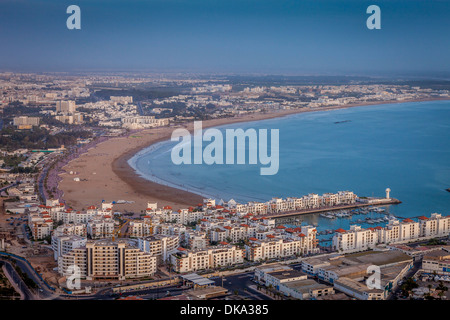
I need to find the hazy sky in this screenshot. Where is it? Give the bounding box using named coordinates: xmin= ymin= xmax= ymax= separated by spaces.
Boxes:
xmin=1 ymin=0 xmax=450 ymax=76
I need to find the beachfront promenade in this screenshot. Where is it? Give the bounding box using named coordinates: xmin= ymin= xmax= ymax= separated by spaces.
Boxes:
xmin=263 ymin=198 xmax=402 ymax=219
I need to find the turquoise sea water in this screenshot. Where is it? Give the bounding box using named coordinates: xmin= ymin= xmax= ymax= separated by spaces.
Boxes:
xmin=129 ymin=101 xmax=450 ymax=234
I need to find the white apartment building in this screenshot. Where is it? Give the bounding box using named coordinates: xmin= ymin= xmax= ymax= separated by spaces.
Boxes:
xmin=419 ymin=213 xmax=450 ymax=238
xmin=87 ymin=217 xmax=115 ymax=239
xmin=233 ymin=191 xmax=356 ymax=216
xmin=154 ymin=223 xmax=187 ymax=239
xmin=186 ymin=231 xmax=209 ymax=250
xmin=53 ymin=223 xmax=87 ymax=237
xmin=56 ymin=100 xmax=76 ymax=114
xmin=210 ymin=224 xmax=248 ymax=243
xmin=333 ymin=225 xmax=378 ymax=253
xmin=138 ymin=235 xmax=179 ymax=262
xmin=376 ymin=218 xmax=420 ymax=244
xmin=58 ymin=240 xmax=157 ymax=280
xmin=121 ymin=116 xmax=169 ymax=129
xmin=245 ymin=226 xmax=318 ymax=262
xmin=170 ymin=244 xmax=245 ymax=273
xmin=332 ymin=214 xmax=449 ymax=254
xmin=128 ymin=219 xmax=153 ymax=238
xmin=28 ymin=212 xmax=53 ymax=240
xmin=51 ymin=234 xmax=87 ymax=260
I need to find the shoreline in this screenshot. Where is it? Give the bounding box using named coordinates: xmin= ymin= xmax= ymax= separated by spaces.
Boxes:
xmin=58 ymin=97 xmax=450 ymax=211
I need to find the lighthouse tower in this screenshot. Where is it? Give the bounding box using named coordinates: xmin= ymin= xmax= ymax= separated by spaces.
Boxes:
xmin=385 ymin=188 xmax=391 ymax=200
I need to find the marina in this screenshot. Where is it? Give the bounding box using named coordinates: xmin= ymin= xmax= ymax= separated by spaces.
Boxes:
xmin=275 ymin=204 xmax=405 ymax=247
xmin=264 ymin=197 xmax=401 ymax=219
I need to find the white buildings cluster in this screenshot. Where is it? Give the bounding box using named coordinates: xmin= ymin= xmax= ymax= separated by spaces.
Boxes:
xmin=229 ymin=191 xmax=357 ymax=216
xmin=137 ymin=200 xmax=321 ymax=273
xmin=170 ymin=243 xmax=245 ymax=273
xmin=31 ymin=200 xmax=117 ymax=241
xmin=332 ymin=213 xmax=450 ymax=253
xmin=121 ymin=116 xmax=169 ymax=129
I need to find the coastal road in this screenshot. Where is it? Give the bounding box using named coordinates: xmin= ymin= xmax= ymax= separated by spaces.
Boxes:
xmin=0 ymin=259 xmax=34 ymax=300
xmin=0 ymin=255 xmax=58 ymax=300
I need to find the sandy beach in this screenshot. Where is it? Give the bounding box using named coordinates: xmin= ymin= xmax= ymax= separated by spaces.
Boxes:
xmin=58 ymin=97 xmax=450 ymax=212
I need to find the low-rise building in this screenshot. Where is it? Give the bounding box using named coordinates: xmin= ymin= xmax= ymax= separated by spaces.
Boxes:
xmin=279 ymin=279 xmax=335 ymax=300
xmin=422 ymin=249 xmax=450 ymax=276
xmin=333 ymin=277 xmax=384 ymax=300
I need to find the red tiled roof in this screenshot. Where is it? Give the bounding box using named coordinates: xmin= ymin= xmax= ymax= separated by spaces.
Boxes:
xmin=249 ymin=237 xmax=258 ymax=241
xmin=335 ymin=228 xmax=346 ymax=233
xmin=418 ymin=216 xmax=429 ymax=220
xmin=224 ymin=226 xmax=232 ymax=230
xmin=298 ymin=233 xmax=306 ymax=237
xmin=219 ymin=241 xmax=228 ymax=245
xmin=403 ymin=218 xmax=413 ymax=223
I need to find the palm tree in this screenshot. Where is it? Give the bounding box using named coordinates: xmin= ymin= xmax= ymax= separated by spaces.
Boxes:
xmin=436 ymin=281 xmax=448 ymax=300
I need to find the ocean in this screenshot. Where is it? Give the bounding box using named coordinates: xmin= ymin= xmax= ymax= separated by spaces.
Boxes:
xmin=129 ymin=100 xmax=450 ymax=236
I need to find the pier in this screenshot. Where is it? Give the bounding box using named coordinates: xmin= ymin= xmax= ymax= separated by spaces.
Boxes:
xmin=264 ymin=198 xmax=401 ymax=219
